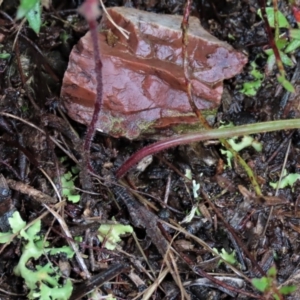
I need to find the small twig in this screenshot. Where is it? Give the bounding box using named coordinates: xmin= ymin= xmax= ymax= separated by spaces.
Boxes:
xmin=266 ymin=131 xmax=294 ymax=163
xmin=163 ymin=175 xmax=172 ymax=204
xmin=44 ymin=204 xmax=91 ymax=279
xmin=79 ymin=0 xmax=103 ymax=157
xmin=262 ymin=139 xmax=291 ymax=237
xmin=98 ymin=0 xmax=130 ymax=39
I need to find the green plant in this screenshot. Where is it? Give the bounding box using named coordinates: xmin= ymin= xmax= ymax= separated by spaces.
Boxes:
xmin=0 ymin=212 xmax=74 ymax=300
xmin=257 ymin=6 xmax=300 ymax=91
xmin=213 ymin=248 xmax=237 ymax=265
xmin=219 ymin=123 xmax=262 ymax=168
xmin=240 ymin=61 xmax=264 ymax=96
xmin=252 ymin=266 xmax=296 ymax=300
xmin=270 ymin=170 xmax=300 ymax=189
xmin=116 ymin=119 xmax=300 ymax=179
xmin=61 ymin=171 xmax=80 ymax=203
xmin=97 ymin=223 xmax=133 ymax=250
xmin=17 ymin=0 xmax=42 ymax=34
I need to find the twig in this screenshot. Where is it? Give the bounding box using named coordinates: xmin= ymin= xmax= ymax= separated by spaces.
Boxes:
xmin=44 ymin=204 xmax=91 ymax=279
xmin=98 ymin=0 xmax=130 ymax=39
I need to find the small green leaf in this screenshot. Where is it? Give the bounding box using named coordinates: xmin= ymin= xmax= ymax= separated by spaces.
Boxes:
xmin=0 ymin=53 xmax=10 ymax=59
xmin=279 ymin=285 xmax=297 ymax=295
xmin=0 ymin=232 xmax=13 ymax=243
xmin=16 ymin=0 xmax=39 ymax=19
xmin=48 ymin=245 xmax=74 ymax=259
xmin=184 ymin=169 xmax=192 ymax=180
xmin=240 ymin=80 xmax=262 ymax=96
xmin=275 ymin=38 xmax=288 ymax=50
xmin=270 ymin=172 xmax=300 ymax=189
xmin=180 ymin=205 xmax=198 ymax=224
xmin=257 ymin=7 xmax=290 ymax=28
xmin=279 ymin=51 xmax=294 ymax=66
xmin=220 ymin=248 xmax=236 ymax=265
xmin=9 ymin=211 xmax=26 ymax=234
xmin=267 ymin=266 xmax=277 ymax=277
xmin=285 ymin=39 xmax=300 ymax=53
xmin=277 ymin=74 xmax=295 ymax=93
xmin=288 ymin=28 xmax=300 ymax=40
xmin=240 ymin=62 xmax=264 ymax=96
xmin=252 ymin=277 xmax=269 ymax=292
xmin=26 ymin=1 xmax=41 ymax=34
xmin=273 ymin=294 xmax=280 ymax=300
xmin=98 ymin=223 xmax=133 ymax=250
xmin=61 ymin=172 xmax=80 ymax=203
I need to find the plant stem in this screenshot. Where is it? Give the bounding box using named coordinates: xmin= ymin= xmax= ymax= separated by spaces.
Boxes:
xmin=116 ymin=119 xmax=300 ymax=178
xmin=181 ymin=0 xmax=261 ymax=195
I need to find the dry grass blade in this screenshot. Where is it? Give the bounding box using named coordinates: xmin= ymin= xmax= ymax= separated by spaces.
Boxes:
xmin=39 ymin=167 xmax=62 ymax=202
xmin=262 ymin=139 xmax=292 ymax=237
xmin=43 ymin=204 xmax=91 ymax=279
xmin=133 ymin=267 xmax=169 ymax=300
xmin=132 ymin=231 xmax=156 ymax=276
xmin=98 ymin=0 xmax=130 ymax=39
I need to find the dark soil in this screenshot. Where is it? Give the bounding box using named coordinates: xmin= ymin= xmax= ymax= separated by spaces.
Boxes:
xmin=0 ymin=0 xmax=300 ymax=299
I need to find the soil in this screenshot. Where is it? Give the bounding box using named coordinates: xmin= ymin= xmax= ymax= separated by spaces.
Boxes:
xmin=0 ymin=0 xmax=300 ymax=299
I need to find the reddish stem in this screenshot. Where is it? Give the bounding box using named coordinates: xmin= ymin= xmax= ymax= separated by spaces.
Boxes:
xmin=258 ymin=0 xmax=285 ymax=77
xmin=116 ymin=119 xmax=300 ymax=178
xmin=83 ymin=24 xmax=103 ymax=154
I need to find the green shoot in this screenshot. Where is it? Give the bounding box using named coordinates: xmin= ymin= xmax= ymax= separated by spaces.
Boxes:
xmin=257 ymin=5 xmax=299 ymax=91
xmin=213 ymin=248 xmax=237 ymax=265
xmin=270 ymin=170 xmax=300 ymax=189
xmin=252 ymin=266 xmax=296 ymax=299
xmin=61 ymin=171 xmax=80 ymax=203
xmin=0 ymin=212 xmax=74 ymax=299
xmin=17 ymin=0 xmax=41 ymax=34
xmin=98 ymin=223 xmax=133 ymax=250
xmin=240 ymin=61 xmax=264 ymax=96
xmin=219 ymin=123 xmax=262 ymax=168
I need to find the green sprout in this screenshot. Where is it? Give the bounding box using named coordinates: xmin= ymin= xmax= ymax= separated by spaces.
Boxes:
xmin=219 ymin=123 xmax=262 ymax=168
xmin=0 ymin=52 xmax=11 ymax=59
xmin=61 ymin=171 xmax=80 ymax=203
xmin=257 ymin=6 xmax=300 ymax=92
xmin=17 ymin=0 xmax=41 ymax=34
xmin=0 ymin=212 xmax=74 ymax=300
xmin=213 ymin=248 xmax=237 ymax=265
xmin=270 ymin=170 xmax=300 ymax=190
xmin=98 ymin=223 xmax=133 ymax=250
xmin=240 ymin=61 xmax=264 ymax=97
xmin=179 ymin=170 xmax=202 ymax=224
xmin=252 ymin=266 xmax=296 ymax=299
